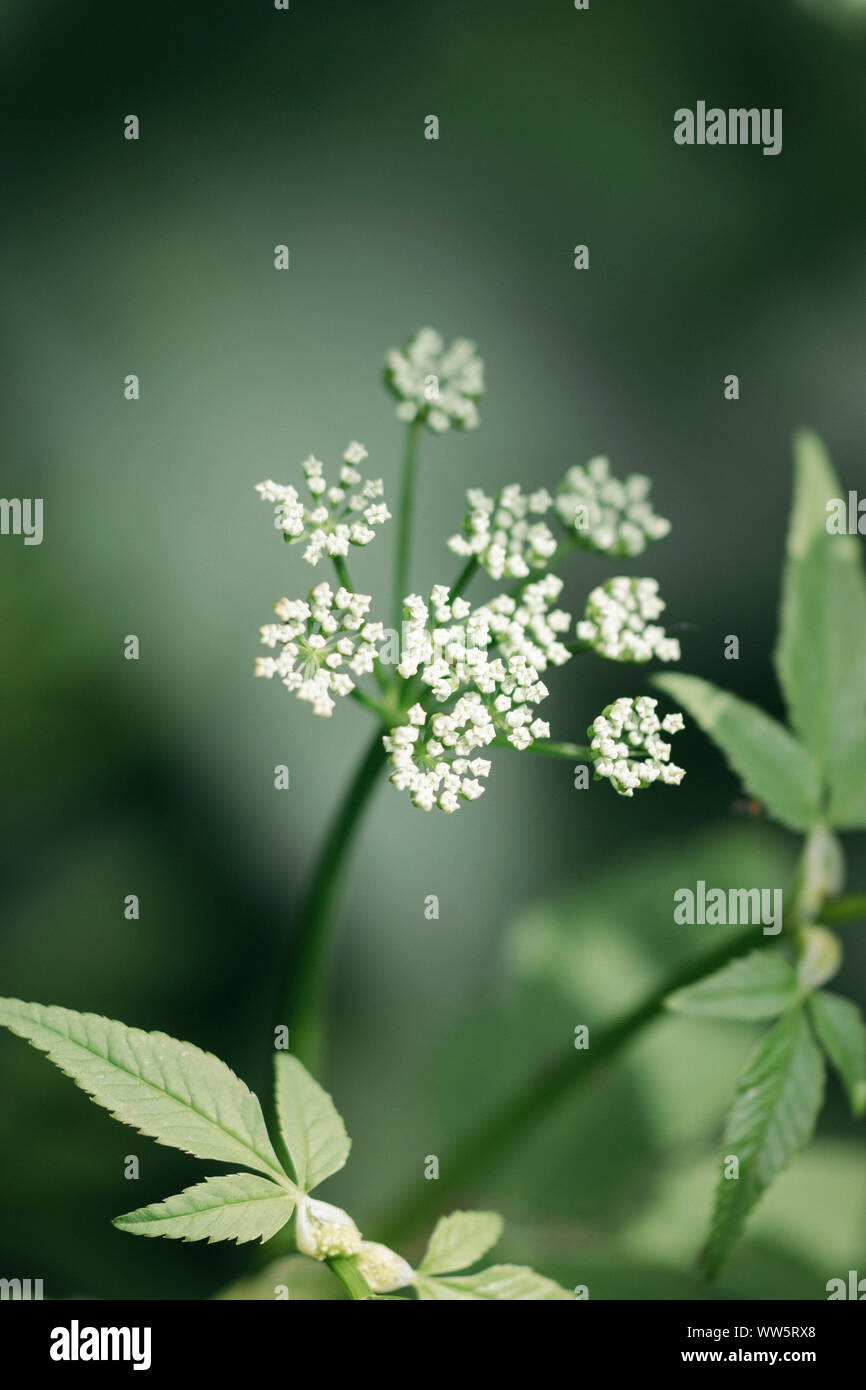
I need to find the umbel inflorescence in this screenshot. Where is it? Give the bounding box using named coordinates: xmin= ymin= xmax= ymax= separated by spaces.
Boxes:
xmin=254 ymin=328 xmax=686 ymax=811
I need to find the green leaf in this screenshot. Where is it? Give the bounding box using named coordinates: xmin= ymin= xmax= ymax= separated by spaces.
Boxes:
xmin=113 ymin=1173 xmax=295 ymax=1245
xmin=828 ymin=728 xmax=866 ymax=829
xmin=414 ymin=1265 xmax=572 ymax=1300
xmin=808 ymin=991 xmax=866 ymax=1118
xmin=652 ymin=673 xmax=821 ymax=832
xmin=274 ymin=1053 xmax=350 ymax=1192
xmin=704 ymin=1008 xmax=825 ymax=1277
xmin=776 ymin=432 xmax=866 ymax=803
xmin=418 ymin=1210 xmax=504 ymax=1274
xmin=666 ymin=950 xmax=798 ymax=1021
xmin=0 ymin=998 xmax=286 ymax=1181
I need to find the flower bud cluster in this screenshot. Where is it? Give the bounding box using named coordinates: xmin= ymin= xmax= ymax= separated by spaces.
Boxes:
xmin=588 ymin=696 xmax=686 ymax=796
xmin=256 ymin=442 xmax=389 ymax=566
xmin=447 ymin=484 xmax=557 ymax=580
xmin=384 ymin=328 xmax=483 ymax=432
xmin=555 ymin=457 xmax=671 ymax=556
xmin=576 ymin=577 xmax=680 ymax=663
xmin=255 ymin=582 xmax=383 ymax=717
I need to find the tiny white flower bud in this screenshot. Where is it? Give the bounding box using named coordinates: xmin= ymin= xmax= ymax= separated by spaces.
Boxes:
xmin=351 ymin=1240 xmax=414 ymax=1293
xmin=295 ymin=1197 xmax=363 ymax=1260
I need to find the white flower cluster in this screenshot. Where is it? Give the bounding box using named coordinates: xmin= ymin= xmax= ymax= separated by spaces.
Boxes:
xmin=384 ymin=698 xmax=495 ymax=813
xmin=588 ymin=696 xmax=686 ymax=796
xmin=384 ymin=327 xmax=484 ymax=432
xmin=576 ymin=577 xmax=681 ymax=663
xmin=447 ymin=484 xmax=558 ymax=580
xmin=383 ymin=578 xmax=572 ymax=811
xmin=480 ymin=576 xmax=572 ymax=678
xmin=254 ymin=581 xmax=384 ymax=717
xmin=256 ymin=442 xmax=390 ymax=565
xmin=555 ymin=457 xmax=671 ymax=556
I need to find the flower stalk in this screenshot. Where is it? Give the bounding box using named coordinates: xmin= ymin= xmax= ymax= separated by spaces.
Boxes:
xmin=394 ymin=419 xmax=422 ymax=632
xmin=284 ymin=727 xmax=388 ymax=1073
xmin=327 ymin=1255 xmax=374 ymax=1300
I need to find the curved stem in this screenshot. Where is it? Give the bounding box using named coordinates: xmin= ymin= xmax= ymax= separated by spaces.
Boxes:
xmin=378 ymin=923 xmax=761 ymax=1247
xmin=393 ymin=420 xmax=422 ymax=629
xmin=283 ymin=727 xmax=388 ymax=1074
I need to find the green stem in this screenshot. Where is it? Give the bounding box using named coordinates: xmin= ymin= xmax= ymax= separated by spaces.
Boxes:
xmin=327 ymin=1255 xmax=373 ymax=1300
xmin=450 ymin=555 xmax=478 ymax=599
xmin=394 ymin=420 xmax=422 ymax=629
xmin=820 ymin=894 xmax=866 ymax=925
xmin=378 ymin=924 xmax=762 ymax=1247
xmin=493 ymin=736 xmax=591 ymax=760
xmin=349 ymin=687 xmax=387 ymax=719
xmin=332 ymin=555 xmax=353 ymax=592
xmin=283 ymin=727 xmax=388 ymax=1074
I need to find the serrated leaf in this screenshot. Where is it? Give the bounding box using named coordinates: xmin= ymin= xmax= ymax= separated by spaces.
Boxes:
xmin=113 ymin=1173 xmax=295 ymax=1245
xmin=666 ymin=950 xmax=798 ymax=1021
xmin=274 ymin=1053 xmax=350 ymax=1192
xmin=776 ymin=432 xmax=866 ymax=803
xmin=704 ymin=1008 xmax=824 ymax=1277
xmin=808 ymin=991 xmax=866 ymax=1118
xmin=414 ymin=1264 xmax=572 ymax=1300
xmin=653 ymin=673 xmax=821 ymax=832
xmin=0 ymin=998 xmax=286 ymax=1181
xmin=418 ymin=1210 xmax=504 ymax=1274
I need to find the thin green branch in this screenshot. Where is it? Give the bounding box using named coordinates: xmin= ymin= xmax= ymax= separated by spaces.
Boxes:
xmin=493 ymin=736 xmax=591 ymax=760
xmin=282 ymin=727 xmax=388 ymax=1075
xmin=393 ymin=420 xmax=422 ymax=630
xmin=332 ymin=555 xmax=353 ymax=592
xmin=819 ymin=894 xmax=866 ymax=925
xmin=378 ymin=924 xmax=762 ymax=1247
xmin=450 ymin=555 xmax=478 ymax=599
xmin=349 ymin=687 xmax=387 ymax=719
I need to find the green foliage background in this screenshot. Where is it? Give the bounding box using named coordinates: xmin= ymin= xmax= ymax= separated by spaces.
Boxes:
xmin=1 ymin=0 xmax=864 ymax=1298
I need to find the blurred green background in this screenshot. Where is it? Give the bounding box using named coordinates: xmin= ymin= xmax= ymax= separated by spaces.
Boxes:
xmin=1 ymin=0 xmax=864 ymax=1299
